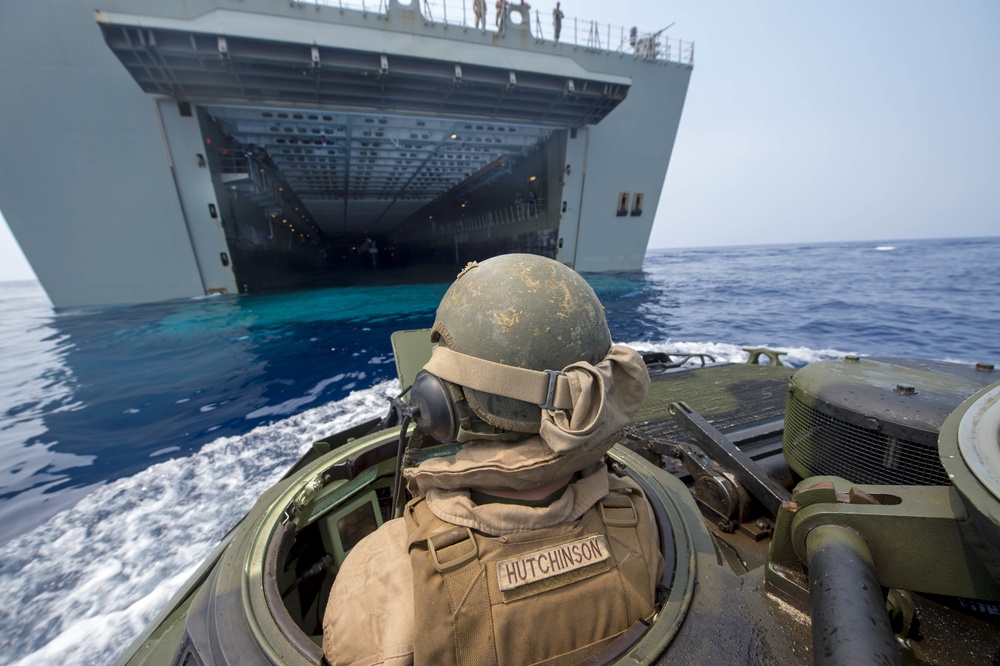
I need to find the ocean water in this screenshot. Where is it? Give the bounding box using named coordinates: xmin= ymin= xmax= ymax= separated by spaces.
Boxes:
xmin=0 ymin=237 xmax=998 ymax=663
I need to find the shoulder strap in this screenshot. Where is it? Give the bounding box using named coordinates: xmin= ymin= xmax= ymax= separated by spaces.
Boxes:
xmin=405 ymin=499 xmax=499 ymax=666
xmin=596 ymin=490 xmax=655 ymax=623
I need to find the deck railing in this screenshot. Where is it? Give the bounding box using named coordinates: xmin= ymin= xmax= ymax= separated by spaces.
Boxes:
xmin=293 ymin=0 xmax=694 ymax=66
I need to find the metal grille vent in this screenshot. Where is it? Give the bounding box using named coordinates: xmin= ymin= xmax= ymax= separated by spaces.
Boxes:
xmin=784 ymin=393 xmax=951 ymax=486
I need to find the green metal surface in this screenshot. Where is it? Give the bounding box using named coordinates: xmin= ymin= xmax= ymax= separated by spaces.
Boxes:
xmin=635 ymin=363 xmax=793 ymax=423
xmin=390 ymin=329 xmax=434 ymax=392
xmin=628 ymin=363 xmax=793 ymax=444
xmin=938 ymin=380 xmax=1000 ymax=586
xmin=788 ymin=357 xmax=996 ymax=442
xmin=783 ymin=357 xmax=996 ymax=487
xmin=770 ymin=476 xmax=1000 ymax=601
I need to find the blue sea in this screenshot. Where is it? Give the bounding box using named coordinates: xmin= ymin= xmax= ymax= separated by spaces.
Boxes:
xmin=0 ymin=238 xmax=998 ymax=664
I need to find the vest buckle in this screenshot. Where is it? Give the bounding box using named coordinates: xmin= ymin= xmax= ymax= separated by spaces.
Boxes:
xmin=428 ymin=526 xmax=479 ymax=573
xmin=598 ymin=494 xmax=638 ymax=527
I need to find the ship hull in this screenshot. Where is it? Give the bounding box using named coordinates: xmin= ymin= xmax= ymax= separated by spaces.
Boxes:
xmin=0 ymin=0 xmax=691 ymax=308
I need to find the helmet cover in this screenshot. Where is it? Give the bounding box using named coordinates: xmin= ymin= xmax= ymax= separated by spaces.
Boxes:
xmin=430 ymin=254 xmax=612 ymax=432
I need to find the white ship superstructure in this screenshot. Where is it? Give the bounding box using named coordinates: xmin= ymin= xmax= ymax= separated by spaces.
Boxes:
xmin=0 ymin=0 xmax=692 ymax=308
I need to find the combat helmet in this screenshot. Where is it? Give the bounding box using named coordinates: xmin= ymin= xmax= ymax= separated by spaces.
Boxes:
xmin=411 ymin=254 xmax=612 ymax=441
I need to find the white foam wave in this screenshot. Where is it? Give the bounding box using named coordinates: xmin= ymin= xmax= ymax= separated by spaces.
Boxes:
xmin=622 ymin=339 xmax=854 ymax=368
xmin=875 ymin=245 xmax=896 ymax=251
xmin=0 ymin=381 xmax=397 ymax=666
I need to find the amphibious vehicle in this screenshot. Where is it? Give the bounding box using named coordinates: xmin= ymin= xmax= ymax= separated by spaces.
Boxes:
xmin=116 ymin=333 xmax=1000 ymax=665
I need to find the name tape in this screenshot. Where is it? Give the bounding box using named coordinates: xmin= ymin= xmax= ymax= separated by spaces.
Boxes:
xmin=496 ymin=535 xmax=610 ymax=591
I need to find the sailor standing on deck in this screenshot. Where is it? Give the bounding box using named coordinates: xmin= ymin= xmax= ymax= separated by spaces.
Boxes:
xmin=553 ymin=1 xmax=564 ymax=41
xmin=322 ymin=254 xmax=662 ymax=666
xmin=473 ymin=0 xmax=486 ymax=30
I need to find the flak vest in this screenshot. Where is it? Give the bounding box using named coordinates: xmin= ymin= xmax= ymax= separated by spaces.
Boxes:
xmin=405 ymin=489 xmax=658 ymax=666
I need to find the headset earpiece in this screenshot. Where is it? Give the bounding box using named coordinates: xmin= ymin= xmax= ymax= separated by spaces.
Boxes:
xmin=409 ymin=370 xmax=459 ymax=443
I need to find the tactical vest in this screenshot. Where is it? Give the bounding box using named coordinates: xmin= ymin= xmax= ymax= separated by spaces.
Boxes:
xmin=405 ymin=489 xmax=657 ymax=666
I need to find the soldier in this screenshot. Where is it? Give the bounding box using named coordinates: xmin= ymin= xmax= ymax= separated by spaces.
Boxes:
xmin=553 ymin=1 xmax=564 ymax=42
xmin=496 ymin=0 xmax=506 ymax=29
xmin=322 ymin=254 xmax=662 ymax=665
xmin=473 ymin=0 xmax=486 ymax=30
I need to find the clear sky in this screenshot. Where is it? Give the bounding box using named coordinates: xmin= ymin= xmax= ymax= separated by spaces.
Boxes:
xmin=635 ymin=0 xmax=1000 ymax=249
xmin=1 ymin=0 xmax=997 ymax=280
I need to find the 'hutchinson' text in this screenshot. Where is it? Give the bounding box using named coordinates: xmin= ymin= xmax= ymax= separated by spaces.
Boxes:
xmin=496 ymin=535 xmax=610 ymax=591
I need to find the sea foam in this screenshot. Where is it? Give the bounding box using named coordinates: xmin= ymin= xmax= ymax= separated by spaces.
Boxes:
xmin=0 ymin=382 xmax=396 ymax=665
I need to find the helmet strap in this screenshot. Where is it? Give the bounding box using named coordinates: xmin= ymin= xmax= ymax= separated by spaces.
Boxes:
xmin=424 ymin=345 xmax=574 ymax=410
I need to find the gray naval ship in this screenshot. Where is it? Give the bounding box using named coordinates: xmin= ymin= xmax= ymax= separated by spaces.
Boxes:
xmin=0 ymin=0 xmax=692 ymax=309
